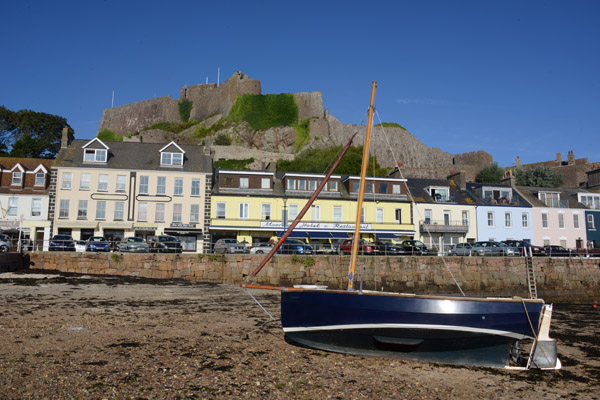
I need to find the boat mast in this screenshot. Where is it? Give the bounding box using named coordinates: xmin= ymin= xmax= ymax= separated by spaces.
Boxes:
xmin=347 ymin=81 xmax=376 ymax=291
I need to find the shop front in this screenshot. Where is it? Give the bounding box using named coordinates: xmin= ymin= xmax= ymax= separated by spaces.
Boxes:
xmin=164 ymin=223 xmax=203 ymax=252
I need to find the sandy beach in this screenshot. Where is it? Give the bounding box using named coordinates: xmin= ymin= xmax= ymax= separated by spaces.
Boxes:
xmin=0 ymin=270 xmax=598 ymax=399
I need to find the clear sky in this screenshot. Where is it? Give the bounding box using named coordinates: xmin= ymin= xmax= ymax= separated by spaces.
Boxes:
xmin=2 ymin=0 xmax=599 ymax=167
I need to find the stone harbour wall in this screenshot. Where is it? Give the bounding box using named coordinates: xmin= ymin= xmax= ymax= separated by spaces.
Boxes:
xmin=24 ymin=252 xmax=600 ymax=303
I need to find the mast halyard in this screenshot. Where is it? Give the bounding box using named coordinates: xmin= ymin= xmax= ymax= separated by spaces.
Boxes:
xmin=347 ymin=81 xmax=377 ymax=291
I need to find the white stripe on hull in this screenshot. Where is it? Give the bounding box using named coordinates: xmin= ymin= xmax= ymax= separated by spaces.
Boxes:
xmin=283 ymin=323 xmax=533 ymax=340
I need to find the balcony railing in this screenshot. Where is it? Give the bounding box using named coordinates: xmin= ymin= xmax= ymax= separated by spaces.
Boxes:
xmin=420 ymin=220 xmax=469 ymax=233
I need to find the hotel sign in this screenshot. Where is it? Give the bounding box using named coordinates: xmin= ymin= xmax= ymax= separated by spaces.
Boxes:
xmin=260 ymin=221 xmax=371 ymax=230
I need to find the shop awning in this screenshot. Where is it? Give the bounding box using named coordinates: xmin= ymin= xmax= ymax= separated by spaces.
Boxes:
xmin=278 ymin=231 xmax=307 ymax=238
xmin=164 ymin=228 xmax=203 ymax=236
xmin=376 ymin=232 xmax=397 ymax=239
xmin=330 ymin=231 xmax=349 ymax=239
xmin=307 ymin=231 xmax=332 ymax=239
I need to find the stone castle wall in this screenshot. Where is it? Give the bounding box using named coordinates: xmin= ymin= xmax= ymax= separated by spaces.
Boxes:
xmin=98 ymin=96 xmax=180 ymax=136
xmin=27 ymin=252 xmax=600 ymax=303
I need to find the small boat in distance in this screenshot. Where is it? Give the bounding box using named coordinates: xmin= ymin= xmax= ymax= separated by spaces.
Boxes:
xmin=244 ymin=82 xmax=560 ymax=370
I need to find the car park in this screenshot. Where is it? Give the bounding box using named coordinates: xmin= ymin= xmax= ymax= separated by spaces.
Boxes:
xmin=149 ymin=235 xmax=183 ymax=253
xmin=278 ymin=239 xmax=313 ymax=255
xmin=213 ymin=238 xmax=247 ymax=254
xmin=374 ymin=241 xmax=406 ymax=255
xmin=339 ymin=239 xmax=381 ymax=255
xmin=49 ymin=234 xmax=76 ymax=251
xmin=400 ymin=240 xmax=435 ymax=255
xmin=249 ymin=242 xmax=274 ymax=254
xmin=502 ymin=240 xmax=546 ymax=256
xmin=86 ymin=236 xmax=111 ymax=252
xmin=117 ymin=237 xmax=149 ymax=253
xmin=544 ymin=245 xmax=572 ymax=257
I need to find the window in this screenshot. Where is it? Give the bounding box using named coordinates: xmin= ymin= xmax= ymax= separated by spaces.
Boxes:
xmin=379 ymin=183 xmax=388 ymax=194
xmin=329 ymin=181 xmax=338 ymax=192
xmin=216 ymin=202 xmax=226 ymax=219
xmin=543 ymin=238 xmax=550 ymax=246
xmin=96 ymin=201 xmax=106 ymax=220
xmin=366 ymin=182 xmax=374 ymax=193
xmin=59 ymin=200 xmax=69 ymax=218
xmin=588 ymin=214 xmax=595 ymax=230
xmin=11 ymin=172 xmax=22 ymax=185
xmin=7 ymin=198 xmax=18 ymax=216
xmin=155 ymin=203 xmax=165 ymax=222
xmin=78 ymin=200 xmax=88 ymax=219
xmin=261 ymin=178 xmax=270 ymax=189
xmin=308 ymin=180 xmax=317 ymax=191
xmin=240 ymin=177 xmax=249 ymax=189
xmin=311 ymin=205 xmax=321 ymax=221
xmin=98 ymin=174 xmax=108 ymax=191
xmin=424 ymin=209 xmax=432 ymax=224
xmin=574 ymin=213 xmax=580 ymax=229
xmin=287 ymin=179 xmax=296 ymax=190
xmin=190 ymin=204 xmax=200 ymax=223
xmin=80 ymin=173 xmax=91 ymax=190
xmin=84 ymin=148 xmax=107 ymax=162
xmin=138 ymin=202 xmax=148 ymax=221
xmin=392 ymin=184 xmax=401 ymax=194
xmin=191 ymin=179 xmax=201 ymax=196
xmin=444 ymin=210 xmax=451 ymax=225
xmin=487 ymin=211 xmax=494 ymax=227
xmin=522 ymin=213 xmax=529 ymax=228
xmin=333 ymin=206 xmax=342 ymax=222
xmin=558 ymin=213 xmax=565 ymax=229
xmin=173 ymin=204 xmax=182 ymax=222
xmin=542 ymin=213 xmax=549 ymax=228
xmin=114 ymin=202 xmax=124 ymax=220
xmin=262 ymin=203 xmax=271 ymax=220
xmin=239 ymin=203 xmax=249 ymax=219
xmin=430 ymin=187 xmax=449 ymax=201
xmin=376 ymin=208 xmax=384 ymax=223
xmin=31 ymin=198 xmax=41 ymax=217
xmin=560 ymin=239 xmax=567 ymax=248
xmin=395 ymin=209 xmax=402 ymax=224
xmin=360 ymin=207 xmax=365 ymax=223
xmin=161 ymin=152 xmax=183 ymax=166
xmin=505 ymin=212 xmax=512 ymax=228
xmin=157 ymin=176 xmax=166 ymax=195
xmin=139 ymin=176 xmax=149 ymax=194
xmin=289 ymin=204 xmax=299 ymax=220
xmin=116 ymin=175 xmax=126 ymax=192
xmin=34 ymin=172 xmax=45 ymax=186
xmin=539 ymin=192 xmax=560 ymax=207
xmin=462 ymin=211 xmax=469 ymax=226
xmin=174 ymin=178 xmax=183 ymax=195
xmin=62 ymin=172 xmax=72 ymax=189
xmin=298 ymin=180 xmax=306 ymax=191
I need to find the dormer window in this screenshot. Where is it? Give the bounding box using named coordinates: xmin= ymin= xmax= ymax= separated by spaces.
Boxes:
xmin=428 ymin=186 xmax=449 ymax=202
xmin=11 ymin=172 xmax=22 ymax=185
xmin=34 ymin=172 xmax=45 ymax=186
xmin=161 ymin=152 xmax=183 ymax=166
xmin=84 ymin=148 xmax=107 ymax=162
xmin=539 ymin=192 xmax=560 ymax=207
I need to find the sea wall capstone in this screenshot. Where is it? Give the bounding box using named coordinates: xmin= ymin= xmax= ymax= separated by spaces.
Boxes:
xmin=25 ymin=253 xmax=600 ymax=303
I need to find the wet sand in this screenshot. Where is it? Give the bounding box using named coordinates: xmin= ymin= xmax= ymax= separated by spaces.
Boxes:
xmin=0 ymin=270 xmax=598 ymax=399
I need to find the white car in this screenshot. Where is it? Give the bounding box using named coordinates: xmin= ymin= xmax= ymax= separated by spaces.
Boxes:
xmin=75 ymin=240 xmax=87 ymax=252
xmin=250 ymin=243 xmax=274 ymax=254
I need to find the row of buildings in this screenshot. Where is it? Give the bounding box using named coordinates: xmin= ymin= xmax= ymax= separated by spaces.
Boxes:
xmin=1 ymin=128 xmax=600 ymax=253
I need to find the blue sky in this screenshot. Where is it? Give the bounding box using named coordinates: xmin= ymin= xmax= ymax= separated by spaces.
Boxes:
xmin=2 ymin=0 xmax=599 ymax=167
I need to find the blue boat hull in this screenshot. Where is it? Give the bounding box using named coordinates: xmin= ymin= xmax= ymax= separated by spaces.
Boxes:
xmin=281 ymin=290 xmax=544 ymax=368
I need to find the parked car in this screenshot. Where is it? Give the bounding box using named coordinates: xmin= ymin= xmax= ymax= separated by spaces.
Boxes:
xmin=49 ymin=234 xmax=76 ymax=251
xmin=473 ymin=241 xmax=519 ymax=257
xmin=339 ymin=239 xmax=381 ymax=255
xmin=74 ymin=240 xmax=87 ymax=252
xmin=374 ymin=241 xmax=406 ymax=255
xmin=278 ymin=239 xmax=313 ymax=255
xmin=86 ymin=236 xmax=111 ymax=252
xmin=315 ymin=243 xmax=339 ymax=255
xmin=213 ymin=238 xmax=247 ymax=254
xmin=544 ymin=245 xmax=572 ymax=257
xmin=502 ymin=240 xmax=546 ymax=256
xmin=400 ymin=240 xmax=435 ymax=255
xmin=149 ymin=235 xmax=183 ymax=253
xmin=447 ymin=242 xmax=480 ymax=256
xmin=249 ymin=242 xmax=274 ymax=254
xmin=0 ymin=237 xmax=12 ymax=252
xmin=20 ymin=239 xmax=34 ymax=251
xmin=117 ymin=237 xmax=149 ymax=253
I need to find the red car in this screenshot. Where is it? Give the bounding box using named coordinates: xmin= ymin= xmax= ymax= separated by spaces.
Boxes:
xmin=339 ymin=239 xmax=381 ymax=255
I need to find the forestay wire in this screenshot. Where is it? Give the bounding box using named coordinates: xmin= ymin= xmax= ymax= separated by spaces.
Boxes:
xmin=373 ymin=109 xmax=466 ymax=297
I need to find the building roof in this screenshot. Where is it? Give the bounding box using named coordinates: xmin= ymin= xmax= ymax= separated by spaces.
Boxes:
xmin=514 ymin=186 xmax=590 ymax=209
xmin=0 ymin=157 xmax=53 ymax=171
xmin=407 ymin=178 xmax=478 ymax=205
xmin=54 ymin=140 xmax=212 ymax=173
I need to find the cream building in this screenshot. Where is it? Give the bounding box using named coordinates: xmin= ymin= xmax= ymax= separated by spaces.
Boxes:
xmin=52 ymin=137 xmax=212 ymax=252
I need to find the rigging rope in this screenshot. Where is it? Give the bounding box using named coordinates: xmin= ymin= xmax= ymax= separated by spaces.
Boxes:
xmin=373 ymin=109 xmax=466 ymax=297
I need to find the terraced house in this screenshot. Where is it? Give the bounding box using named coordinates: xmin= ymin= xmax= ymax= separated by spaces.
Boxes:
xmin=209 ymin=169 xmax=414 ymax=252
xmin=51 ymin=135 xmax=212 ymax=252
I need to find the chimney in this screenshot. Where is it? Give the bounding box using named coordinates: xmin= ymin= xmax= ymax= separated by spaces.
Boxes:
xmin=568 ymin=150 xmax=575 ymax=165
xmin=556 ymin=153 xmax=562 ymax=163
xmin=516 ymin=156 xmax=521 ymax=167
xmin=61 ymin=125 xmax=73 ymax=149
xmin=501 ymin=173 xmax=516 ymax=187
xmin=447 ymin=170 xmax=466 ymax=190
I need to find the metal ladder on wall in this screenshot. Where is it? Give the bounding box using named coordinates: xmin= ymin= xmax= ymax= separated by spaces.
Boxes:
xmin=525 ymin=248 xmax=537 ymax=299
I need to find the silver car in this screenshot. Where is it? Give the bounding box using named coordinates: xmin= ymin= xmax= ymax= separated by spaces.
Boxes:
xmin=213 ymin=238 xmax=247 ymax=254
xmin=250 ymin=243 xmax=274 ymax=254
xmin=117 ymin=237 xmax=149 ymax=253
xmin=448 ymin=242 xmax=479 ymax=256
xmin=474 ymin=241 xmax=520 ymax=256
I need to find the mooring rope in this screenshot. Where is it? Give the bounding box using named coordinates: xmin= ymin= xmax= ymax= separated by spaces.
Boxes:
xmin=246 ymin=288 xmax=276 ymax=321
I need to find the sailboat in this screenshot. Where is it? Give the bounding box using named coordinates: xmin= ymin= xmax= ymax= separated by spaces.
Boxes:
xmin=243 ymin=82 xmax=561 ymax=369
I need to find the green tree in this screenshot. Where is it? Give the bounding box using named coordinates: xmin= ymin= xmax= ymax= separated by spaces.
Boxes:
xmin=0 ymin=106 xmax=68 ymax=158
xmin=277 ymin=145 xmax=388 ymax=176
xmin=475 ymin=162 xmax=504 ymax=184
xmin=514 ymin=166 xmax=563 ymax=187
